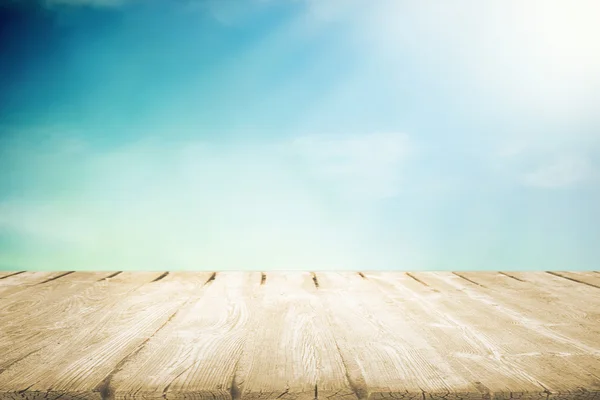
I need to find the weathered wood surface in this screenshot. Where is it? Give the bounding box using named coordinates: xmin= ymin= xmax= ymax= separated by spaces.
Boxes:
xmin=1 ymin=271 xmax=599 ymax=400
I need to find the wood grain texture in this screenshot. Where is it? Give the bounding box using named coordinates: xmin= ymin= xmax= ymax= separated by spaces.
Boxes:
xmin=234 ymin=272 xmax=354 ymax=400
xmin=494 ymin=272 xmax=600 ymax=330
xmin=359 ymin=272 xmax=550 ymax=399
xmin=316 ymin=272 xmax=480 ymax=400
xmin=0 ymin=272 xmax=214 ymax=400
xmin=449 ymin=272 xmax=600 ymax=346
xmin=0 ymin=271 xmax=77 ymax=298
xmin=0 ymin=271 xmax=599 ymax=400
xmin=0 ymin=272 xmax=164 ymax=372
xmin=411 ymin=272 xmax=599 ymax=354
xmin=107 ymin=271 xmax=260 ymax=400
xmin=400 ymin=272 xmax=600 ymax=398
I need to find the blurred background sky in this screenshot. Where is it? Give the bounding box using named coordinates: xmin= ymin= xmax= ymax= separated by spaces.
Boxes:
xmin=0 ymin=0 xmax=599 ymax=270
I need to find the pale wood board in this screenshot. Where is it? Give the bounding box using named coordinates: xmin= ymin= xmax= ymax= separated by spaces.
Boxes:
xmin=504 ymin=272 xmax=600 ymax=309
xmin=450 ymin=272 xmax=600 ymax=345
xmin=107 ymin=271 xmax=260 ymax=400
xmin=0 ymin=272 xmax=214 ymax=400
xmin=412 ymin=272 xmax=600 ymax=354
xmin=0 ymin=271 xmax=599 ymax=400
xmin=402 ymin=272 xmax=600 ymax=398
xmin=360 ymin=272 xmax=551 ymax=398
xmin=234 ymin=272 xmax=354 ymax=400
xmin=316 ymin=272 xmax=486 ymax=400
xmin=544 ymin=272 xmax=600 ymax=289
xmin=0 ymin=272 xmax=164 ymax=372
xmin=0 ymin=271 xmax=79 ymax=298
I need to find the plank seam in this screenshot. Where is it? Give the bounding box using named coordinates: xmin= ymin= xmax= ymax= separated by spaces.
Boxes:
xmin=99 ymin=272 xmax=123 ymax=281
xmin=152 ymin=272 xmax=170 ymax=282
xmin=37 ymin=271 xmax=75 ymax=285
xmin=546 ymin=271 xmax=600 ymax=289
xmin=405 ymin=273 xmax=439 ymax=292
xmin=498 ymin=272 xmax=525 ymax=282
xmin=0 ymin=271 xmax=25 ymax=280
xmin=311 ymin=272 xmax=319 ymax=289
xmin=229 ymin=355 xmax=242 ymax=400
xmin=204 ymin=272 xmax=217 ymax=285
xmin=451 ymin=272 xmax=487 ymax=288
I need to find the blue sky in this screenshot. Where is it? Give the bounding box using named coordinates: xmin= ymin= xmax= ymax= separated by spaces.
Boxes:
xmin=1 ymin=0 xmax=599 ymax=270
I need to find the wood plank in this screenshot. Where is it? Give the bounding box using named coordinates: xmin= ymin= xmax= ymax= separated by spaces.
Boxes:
xmin=234 ymin=272 xmax=355 ymax=400
xmin=0 ymin=271 xmax=75 ymax=297
xmin=413 ymin=272 xmax=600 ymax=355
xmin=506 ymin=272 xmax=600 ymax=308
xmin=0 ymin=272 xmax=214 ymax=400
xmin=405 ymin=272 xmax=600 ymax=398
xmin=0 ymin=272 xmax=24 ymax=280
xmin=504 ymin=354 xmax=600 ymax=398
xmin=0 ymin=271 xmax=599 ymax=400
xmin=105 ymin=271 xmax=260 ymax=400
xmin=0 ymin=271 xmax=117 ymax=300
xmin=315 ymin=271 xmax=489 ymax=400
xmin=546 ymin=271 xmax=600 ymax=289
xmin=0 ymin=271 xmax=125 ymax=322
xmin=0 ymin=272 xmax=163 ymax=372
xmin=455 ymin=272 xmax=600 ymax=334
xmin=359 ymin=272 xmax=550 ymax=398
xmin=450 ymin=271 xmax=600 ymax=350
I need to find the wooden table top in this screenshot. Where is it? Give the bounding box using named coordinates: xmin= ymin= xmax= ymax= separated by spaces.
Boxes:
xmin=1 ymin=271 xmax=600 ymax=400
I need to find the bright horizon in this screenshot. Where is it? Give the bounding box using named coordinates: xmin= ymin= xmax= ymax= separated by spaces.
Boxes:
xmin=1 ymin=0 xmax=599 ymax=270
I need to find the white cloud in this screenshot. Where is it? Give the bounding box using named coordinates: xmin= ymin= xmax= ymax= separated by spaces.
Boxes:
xmin=291 ymin=132 xmax=413 ymax=199
xmin=490 ymin=127 xmax=600 ymax=189
xmin=495 ymin=137 xmax=536 ymax=159
xmin=0 ymin=134 xmax=409 ymax=269
xmin=522 ymin=155 xmax=595 ymax=189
